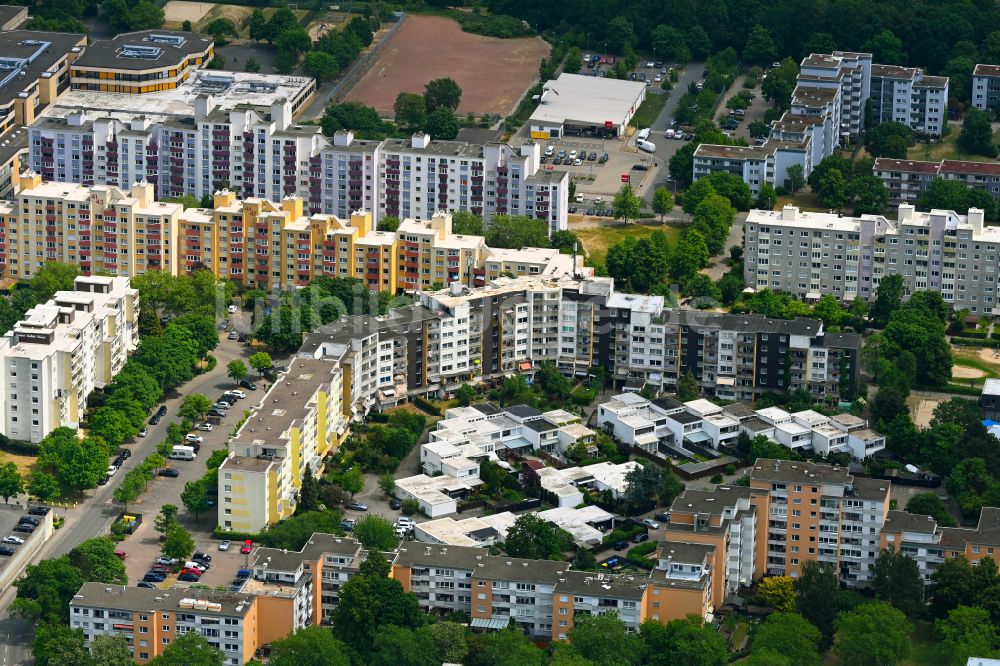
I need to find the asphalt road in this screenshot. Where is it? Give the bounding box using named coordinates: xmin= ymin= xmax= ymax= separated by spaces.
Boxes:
xmin=0 ymin=332 xmax=248 ymax=665
xmin=643 ymin=64 xmax=704 ymax=199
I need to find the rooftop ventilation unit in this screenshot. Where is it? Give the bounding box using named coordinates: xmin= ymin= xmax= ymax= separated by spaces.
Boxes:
xmin=146 ymin=34 xmax=187 ymax=47
xmin=201 ymin=73 xmax=235 ymax=90
xmin=118 ymin=44 xmax=162 ymax=60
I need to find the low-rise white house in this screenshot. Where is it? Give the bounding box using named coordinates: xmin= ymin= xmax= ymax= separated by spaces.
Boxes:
xmin=536 ymin=461 xmax=641 ymax=507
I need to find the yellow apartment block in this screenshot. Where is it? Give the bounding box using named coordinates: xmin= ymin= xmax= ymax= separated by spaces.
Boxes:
xmin=217 ymin=356 xmax=347 ymax=533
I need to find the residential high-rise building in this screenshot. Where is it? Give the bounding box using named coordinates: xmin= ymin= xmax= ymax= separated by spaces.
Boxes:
xmin=0 ymin=275 xmax=138 ymax=442
xmin=874 ymin=157 xmax=1000 ymax=207
xmin=745 ymin=203 xmax=1000 ymax=313
xmin=972 ymin=63 xmax=1000 ymax=111
xmin=694 ymin=51 xmax=948 ymax=194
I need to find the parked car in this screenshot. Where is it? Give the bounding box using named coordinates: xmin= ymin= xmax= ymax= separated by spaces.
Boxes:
xmin=137 ymin=581 xmax=158 ymax=588
xmin=138 ymin=428 xmax=149 ymax=437
xmin=654 ymin=512 xmax=671 ymax=523
xmin=157 ymin=556 xmax=177 ymax=566
xmin=613 ymin=540 xmax=629 ymax=550
xmin=240 ymin=540 xmax=253 ymax=554
xmin=227 ymin=304 xmax=238 ymax=313
xmin=341 ymin=519 xmax=356 ymax=531
xmin=178 ymin=573 xmax=200 ymax=582
xmin=193 ymin=552 xmax=213 ymax=563
xmin=212 ymin=402 xmax=230 ymax=411
xmin=118 ymin=448 xmax=131 ymax=460
xmin=149 ymin=414 xmax=161 ymax=426
xmin=632 ymin=164 xmax=649 ymax=171
xmin=346 ymin=502 xmax=368 ymax=511
xmin=115 ymin=550 xmax=127 ymax=560
xmin=641 ymin=518 xmax=660 ymax=530
xmin=389 ymin=498 xmax=402 ymax=510
xmin=219 ymin=540 xmax=231 ymax=551
xmin=599 ymin=153 xmax=609 ymax=163
xmin=553 ymin=156 xmax=563 ymax=165
xmin=207 ymin=409 xmax=226 ymax=418
xmin=143 ymin=573 xmax=166 ymax=583
xmin=236 ymin=569 xmax=251 ymax=579
xmin=228 ymin=331 xmax=240 ymax=340
xmin=149 ymin=564 xmax=169 ymax=572
xmin=184 ymin=561 xmax=208 ymax=572
xmin=195 ymin=423 xmax=213 ymax=432
xmin=12 ymin=524 xmax=34 ymax=534
xmin=185 ymin=434 xmax=204 ymax=444
xmin=226 ymin=390 xmax=246 ymax=399
xmin=18 ymin=516 xmax=39 ymax=527
xmin=2 ymin=536 xmax=24 ymax=545
xmin=588 ymin=151 xmax=597 ymax=160
xmin=180 ymin=568 xmax=203 ymax=577
xmin=239 ymin=380 xmax=257 ymax=390
xmin=0 ymin=545 xmax=17 ymax=557
xmin=158 ymin=468 xmax=179 ymax=478
xmin=633 ymin=533 xmax=649 ymax=543
xmin=27 ymin=506 xmax=50 ymax=516
xmin=557 ymin=149 xmax=567 ymax=159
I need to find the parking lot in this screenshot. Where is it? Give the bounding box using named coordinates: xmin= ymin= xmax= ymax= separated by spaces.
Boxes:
xmin=0 ymin=505 xmax=40 ymax=565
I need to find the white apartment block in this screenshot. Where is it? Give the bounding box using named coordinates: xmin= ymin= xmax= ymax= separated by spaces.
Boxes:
xmin=972 ymin=63 xmax=1000 ymax=111
xmin=217 ymin=356 xmax=348 ymax=533
xmin=870 ymin=65 xmax=948 ymax=135
xmin=694 ymin=51 xmax=947 ymax=193
xmin=745 ymin=203 xmax=1000 ymax=313
xmin=534 ymin=460 xmax=641 ymax=508
xmin=28 ymin=74 xmax=569 ymax=234
xmin=0 ymin=275 xmax=138 ymax=442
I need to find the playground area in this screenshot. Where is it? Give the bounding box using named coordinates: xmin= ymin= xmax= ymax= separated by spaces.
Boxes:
xmin=344 ymin=15 xmax=549 ymax=117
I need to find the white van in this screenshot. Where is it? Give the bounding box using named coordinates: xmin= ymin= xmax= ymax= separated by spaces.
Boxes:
xmin=636 ymin=127 xmax=651 ymax=141
xmin=637 ymin=139 xmax=657 ymax=153
xmin=169 ymin=445 xmax=195 ymax=461
xmin=665 ymin=129 xmax=676 ymax=139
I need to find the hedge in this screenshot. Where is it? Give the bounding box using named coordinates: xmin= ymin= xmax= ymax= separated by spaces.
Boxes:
xmin=413 ymin=396 xmax=441 ymax=416
xmin=0 ymin=437 xmax=39 ymax=456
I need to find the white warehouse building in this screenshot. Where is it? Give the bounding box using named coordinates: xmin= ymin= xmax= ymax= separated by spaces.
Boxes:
xmin=528 ymin=73 xmax=646 ymax=139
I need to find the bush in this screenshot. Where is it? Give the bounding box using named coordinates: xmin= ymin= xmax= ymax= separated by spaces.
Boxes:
xmin=710 ymin=474 xmax=723 ymax=483
xmin=724 ymin=463 xmax=737 ymax=475
xmin=205 ymin=355 xmax=218 ymax=371
xmin=401 ymin=499 xmax=419 ymax=516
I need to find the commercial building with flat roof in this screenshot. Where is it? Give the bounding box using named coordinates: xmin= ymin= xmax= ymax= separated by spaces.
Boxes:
xmin=70 ymin=30 xmax=213 ymax=94
xmin=528 ymin=73 xmax=646 ymax=139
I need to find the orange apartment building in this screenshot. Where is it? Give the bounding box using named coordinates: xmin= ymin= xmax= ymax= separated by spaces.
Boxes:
xmin=1 ymin=176 xmax=583 ymax=292
xmin=881 ymin=507 xmax=1000 ymax=581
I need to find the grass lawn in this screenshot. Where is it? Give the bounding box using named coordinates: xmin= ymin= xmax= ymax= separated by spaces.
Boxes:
xmin=0 ymin=449 xmax=34 ymax=476
xmin=630 ymin=93 xmax=669 ymax=128
xmin=776 ymin=191 xmax=825 ymax=212
xmin=574 ymin=222 xmax=681 ymax=267
xmin=906 ymin=128 xmax=1000 ymax=162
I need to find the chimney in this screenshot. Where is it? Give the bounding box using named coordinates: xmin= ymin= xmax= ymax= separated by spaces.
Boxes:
xmin=897 ymin=203 xmax=915 ymax=222
xmin=333 ymin=129 xmax=354 ymax=147
xmin=193 ymin=94 xmax=214 ymax=122
xmin=411 ymin=132 xmax=431 ymax=149
xmin=968 ymin=207 xmax=985 ymax=235
xmin=270 ymin=97 xmax=291 ymax=130
xmin=781 ymin=204 xmax=798 ymax=221
xmin=130 ymin=180 xmax=154 ymax=207
xmin=520 ymin=140 xmax=540 ymax=173
xmin=19 ymin=171 xmax=41 ymax=192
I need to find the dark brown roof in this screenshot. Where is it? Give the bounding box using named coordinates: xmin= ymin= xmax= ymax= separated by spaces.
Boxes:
xmin=974 ymin=64 xmax=1000 ymax=77
xmin=873 ymin=158 xmax=941 ymax=175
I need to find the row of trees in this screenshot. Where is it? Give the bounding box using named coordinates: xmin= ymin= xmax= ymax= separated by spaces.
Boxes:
xmin=247 ymin=8 xmax=377 ymax=78
xmin=393 ymin=78 xmax=464 ymax=140
xmin=807 ymin=155 xmax=891 ymax=215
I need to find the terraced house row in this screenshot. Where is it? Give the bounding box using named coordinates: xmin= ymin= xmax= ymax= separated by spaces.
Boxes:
xmin=0 ymin=174 xmax=580 ymax=291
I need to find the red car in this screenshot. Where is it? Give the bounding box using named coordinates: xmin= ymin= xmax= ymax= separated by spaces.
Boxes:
xmin=240 ymin=539 xmax=252 ymax=554
xmin=180 ymin=568 xmax=203 ymax=577
xmin=114 ymin=550 xmax=126 ymax=560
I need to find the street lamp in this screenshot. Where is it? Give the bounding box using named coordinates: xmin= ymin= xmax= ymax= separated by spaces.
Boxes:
xmin=587 ymin=33 xmax=590 ymax=54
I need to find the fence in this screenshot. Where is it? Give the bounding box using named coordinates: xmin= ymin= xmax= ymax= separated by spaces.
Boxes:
xmin=326 ymin=12 xmax=406 ymax=104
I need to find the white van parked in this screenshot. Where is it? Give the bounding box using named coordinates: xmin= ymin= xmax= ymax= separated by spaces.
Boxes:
xmin=636 ymin=127 xmax=651 ymax=141
xmin=169 ymin=445 xmax=195 ymax=461
xmin=637 ymin=139 xmax=657 ymax=153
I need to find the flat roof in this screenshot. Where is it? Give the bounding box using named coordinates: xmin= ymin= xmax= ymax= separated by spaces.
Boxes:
xmin=42 ymin=70 xmax=315 ymax=121
xmin=975 ymin=64 xmax=1000 ymax=78
xmin=0 ymin=31 xmax=85 ymax=108
xmin=871 ymin=64 xmax=917 ymax=80
xmin=71 ymin=582 xmax=255 ymax=617
xmin=983 ymin=378 xmax=1000 ymax=397
xmin=530 ymin=73 xmax=646 ymax=127
xmin=73 ymin=30 xmax=211 ymax=71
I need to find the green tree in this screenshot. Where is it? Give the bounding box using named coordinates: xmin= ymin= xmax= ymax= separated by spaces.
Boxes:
xmin=677 ymin=370 xmax=699 ymax=401
xmin=341 ymin=464 xmax=364 ymax=498
xmin=818 ymin=168 xmax=847 ymax=209
xmin=451 ymin=211 xmax=484 ymax=235
xmin=68 ymin=537 xmax=127 ymax=585
xmin=303 ymin=51 xmax=339 ymax=82
xmin=652 ymin=186 xmax=674 ymax=222
xmin=659 ymin=467 xmax=685 ymax=505
xmin=204 ymin=17 xmax=238 ymax=42
xmin=797 ymin=560 xmax=847 ymax=646
xmin=245 ymin=57 xmax=261 ymax=73
xmin=154 ymin=503 xmax=179 ymax=535
xmin=651 ymin=25 xmax=691 ymax=63
xmin=758 ymin=576 xmax=797 ymax=611
xmin=846 ymin=175 xmax=890 ymax=215
xmin=944 ymin=56 xmax=976 ymax=106
xmin=227 ymin=359 xmax=248 ymax=384
xmin=425 ymin=107 xmax=460 ymax=140
xmin=918 ymin=178 xmax=999 ymax=220
xmin=249 ymin=351 xmax=273 ymax=377
xmin=426 ymin=622 xmax=469 ymax=664
xmin=864 ymin=122 xmax=914 ymax=158
xmin=934 ymin=605 xmax=1000 ymax=666
xmin=13 ymin=556 xmax=86 ymax=624
xmin=88 ymin=408 xmax=134 ymax=449
xmin=762 ymin=58 xmax=800 ymax=112
xmin=756 ymin=183 xmax=778 ymax=210
xmin=563 ymin=47 xmax=584 ymax=73
xmin=377 ymin=215 xmax=401 ymax=232
xmin=752 ymin=612 xmax=822 ymax=666
xmin=181 ymin=479 xmax=212 ymax=520
xmin=569 ymin=613 xmax=642 ymax=666
xmin=33 ymin=624 xmax=91 ymax=666
xmin=743 ymin=24 xmax=778 ymax=65
xmin=162 ymin=523 xmax=196 ymax=562
xmin=786 ymin=163 xmax=805 ymax=192
xmin=872 ymin=546 xmax=925 ymax=617
xmin=670 ymin=230 xmax=710 ymax=281
xmin=394 ymin=92 xmax=427 ymax=131
xmin=179 ymin=393 xmax=212 ymax=421
xmin=112 ymin=474 xmax=143 ymax=512
xmin=275 ymin=27 xmax=312 ymax=56
xmin=455 ymin=383 xmax=478 ymax=406
xmin=486 ymin=215 xmax=550 ymax=249
xmin=370 ymin=625 xmax=443 ymax=666
xmin=959 ymin=108 xmax=998 ymax=158
xmin=378 ymin=473 xmax=396 ymax=497
xmin=28 ymin=471 xmax=60 ymax=503
xmin=834 ymin=602 xmax=913 ymax=666
xmin=269 ymin=626 xmax=351 ymax=666
xmin=862 ymin=29 xmax=905 ymax=64
xmin=150 ymin=632 xmax=225 ymax=666
xmin=89 ymin=635 xmax=134 ymax=666
xmin=612 ymin=184 xmax=642 ymax=224
xmin=871 ymin=274 xmax=904 ymax=328
xmin=905 ymin=493 xmax=956 ymax=527
xmin=353 ymin=514 xmax=399 ymax=550
xmin=332 ymin=551 xmax=422 ymax=652
xmin=465 ymin=624 xmax=545 ymax=666
xmin=504 ymin=513 xmax=570 ymax=560
xmin=298 ymin=464 xmax=321 ymax=513
xmin=128 ymin=0 xmax=164 ymax=30
xmin=0 ymin=461 xmax=23 ymax=504
xmin=623 ymin=462 xmax=664 ymax=509
xmin=639 ymin=615 xmax=727 ymax=666
xmin=424 ymin=77 xmax=462 ymax=112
